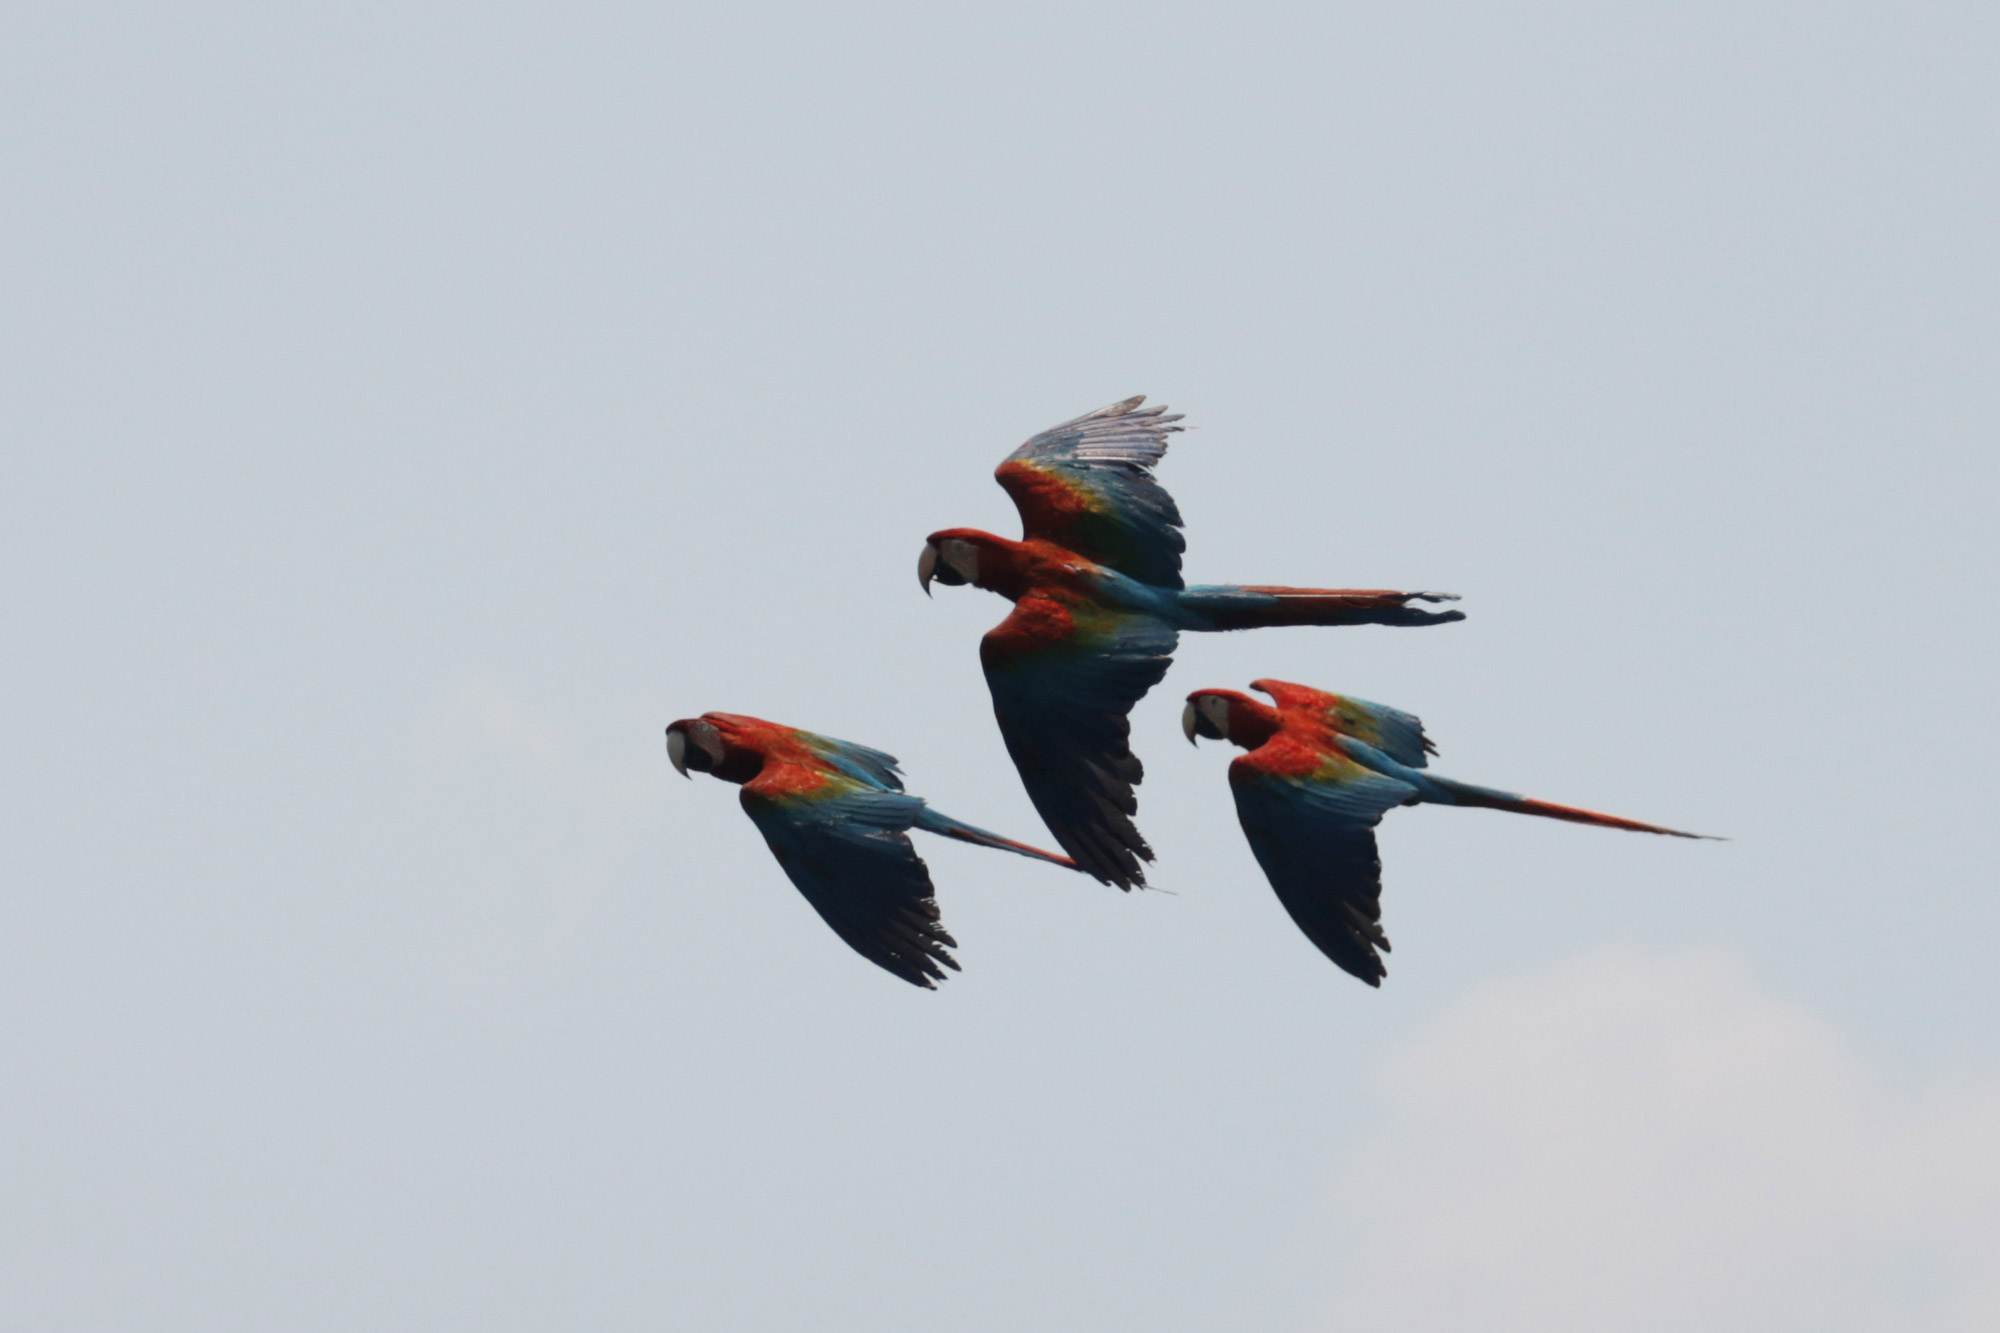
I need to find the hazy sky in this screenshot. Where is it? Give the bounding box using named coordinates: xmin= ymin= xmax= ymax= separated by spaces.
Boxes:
xmin=4 ymin=4 xmax=1996 ymax=1330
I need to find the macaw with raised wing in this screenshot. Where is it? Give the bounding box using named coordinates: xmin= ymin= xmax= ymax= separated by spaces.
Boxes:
xmin=666 ymin=711 xmax=1078 ymax=988
xmin=917 ymin=396 xmax=1464 ymax=890
xmin=1182 ymin=679 xmax=1716 ymax=986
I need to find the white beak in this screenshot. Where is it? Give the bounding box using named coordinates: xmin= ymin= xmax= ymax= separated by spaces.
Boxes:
xmin=1182 ymin=700 xmax=1201 ymax=745
xmin=666 ymin=728 xmax=690 ymax=777
xmin=917 ymin=543 xmax=938 ymax=596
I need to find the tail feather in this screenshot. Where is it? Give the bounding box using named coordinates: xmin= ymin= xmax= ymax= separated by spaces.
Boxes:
xmin=1429 ymin=776 xmax=1718 ymax=839
xmin=1178 ymin=584 xmax=1465 ymax=631
xmin=913 ymin=807 xmax=1082 ymax=868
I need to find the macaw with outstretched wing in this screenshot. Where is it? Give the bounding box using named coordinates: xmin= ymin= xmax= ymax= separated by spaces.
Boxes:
xmin=918 ymin=396 xmax=1464 ymax=889
xmin=666 ymin=712 xmax=1078 ymax=988
xmin=1182 ymin=679 xmax=1718 ymax=986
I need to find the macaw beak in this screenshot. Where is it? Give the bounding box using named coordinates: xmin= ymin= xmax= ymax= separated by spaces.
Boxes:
xmin=917 ymin=542 xmax=938 ymax=597
xmin=667 ymin=721 xmax=727 ymax=778
xmin=1184 ymin=695 xmax=1233 ymax=744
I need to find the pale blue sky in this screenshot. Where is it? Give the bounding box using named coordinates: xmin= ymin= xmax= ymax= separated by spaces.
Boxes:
xmin=3 ymin=4 xmax=1996 ymax=1329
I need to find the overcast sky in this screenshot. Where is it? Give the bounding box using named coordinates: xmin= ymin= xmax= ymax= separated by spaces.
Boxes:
xmin=4 ymin=4 xmax=1997 ymax=1329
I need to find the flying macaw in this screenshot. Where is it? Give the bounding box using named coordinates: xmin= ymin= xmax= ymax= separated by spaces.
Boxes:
xmin=665 ymin=711 xmax=1078 ymax=988
xmin=1182 ymin=679 xmax=1717 ymax=986
xmin=917 ymin=395 xmax=1464 ymax=890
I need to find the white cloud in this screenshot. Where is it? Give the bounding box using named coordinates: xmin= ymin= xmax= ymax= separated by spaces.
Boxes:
xmin=1315 ymin=950 xmax=2000 ymax=1333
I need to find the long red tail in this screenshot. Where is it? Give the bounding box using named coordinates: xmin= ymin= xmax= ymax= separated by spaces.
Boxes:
xmin=913 ymin=807 xmax=1081 ymax=868
xmin=1432 ymin=776 xmax=1718 ymax=839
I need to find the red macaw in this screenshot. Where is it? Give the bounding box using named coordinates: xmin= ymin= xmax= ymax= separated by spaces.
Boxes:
xmin=666 ymin=712 xmax=1078 ymax=988
xmin=917 ymin=396 xmax=1464 ymax=890
xmin=1182 ymin=679 xmax=1717 ymax=986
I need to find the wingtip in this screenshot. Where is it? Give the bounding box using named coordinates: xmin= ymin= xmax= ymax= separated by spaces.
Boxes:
xmin=1093 ymin=394 xmax=1185 ymax=429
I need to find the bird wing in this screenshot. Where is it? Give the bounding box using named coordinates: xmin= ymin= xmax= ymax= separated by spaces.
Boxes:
xmin=738 ymin=770 xmax=959 ymax=988
xmin=1228 ymin=747 xmax=1420 ymax=986
xmin=980 ymin=599 xmax=1179 ymax=888
xmin=1252 ymin=679 xmax=1438 ymax=768
xmin=1322 ymin=695 xmax=1436 ymax=768
xmin=790 ymin=729 xmax=908 ymax=790
xmin=994 ymin=396 xmax=1188 ymax=589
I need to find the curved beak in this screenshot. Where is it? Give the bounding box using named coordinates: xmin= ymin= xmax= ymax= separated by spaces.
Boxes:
xmin=666 ymin=727 xmax=691 ymax=777
xmin=917 ymin=542 xmax=938 ymax=597
xmin=1182 ymin=700 xmax=1202 ymax=745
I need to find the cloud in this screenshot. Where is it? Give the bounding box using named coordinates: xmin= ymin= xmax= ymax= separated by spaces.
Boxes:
xmin=1315 ymin=950 xmax=2000 ymax=1333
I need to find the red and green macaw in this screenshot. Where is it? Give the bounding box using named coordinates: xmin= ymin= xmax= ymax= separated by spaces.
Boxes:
xmin=1183 ymin=679 xmax=1717 ymax=986
xmin=917 ymin=396 xmax=1464 ymax=890
xmin=666 ymin=712 xmax=1078 ymax=988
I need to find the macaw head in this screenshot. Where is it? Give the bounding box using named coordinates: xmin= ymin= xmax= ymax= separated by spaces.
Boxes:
xmin=1182 ymin=688 xmax=1283 ymax=750
xmin=665 ymin=713 xmax=767 ymax=784
xmin=917 ymin=528 xmax=1016 ymax=597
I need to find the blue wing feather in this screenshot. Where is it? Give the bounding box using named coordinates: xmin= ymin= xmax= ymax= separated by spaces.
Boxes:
xmin=980 ymin=608 xmax=1179 ymax=888
xmin=1325 ymin=696 xmax=1435 ymax=769
xmin=998 ymin=396 xmax=1188 ymax=589
xmin=791 ymin=730 xmax=906 ymax=791
xmin=740 ymin=781 xmax=958 ymax=988
xmin=1230 ymin=761 xmax=1418 ymax=986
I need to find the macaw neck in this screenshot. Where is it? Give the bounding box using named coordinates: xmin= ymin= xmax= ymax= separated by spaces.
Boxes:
xmin=1228 ymin=700 xmax=1284 ymax=749
xmin=974 ymin=535 xmax=1102 ymax=602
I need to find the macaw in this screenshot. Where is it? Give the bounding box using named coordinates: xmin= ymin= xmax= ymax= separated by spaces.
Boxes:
xmin=665 ymin=711 xmax=1077 ymax=988
xmin=1182 ymin=679 xmax=1717 ymax=986
xmin=917 ymin=395 xmax=1464 ymax=890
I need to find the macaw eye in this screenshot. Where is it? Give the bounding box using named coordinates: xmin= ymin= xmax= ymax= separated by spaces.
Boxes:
xmin=1199 ymin=695 xmax=1233 ymax=735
